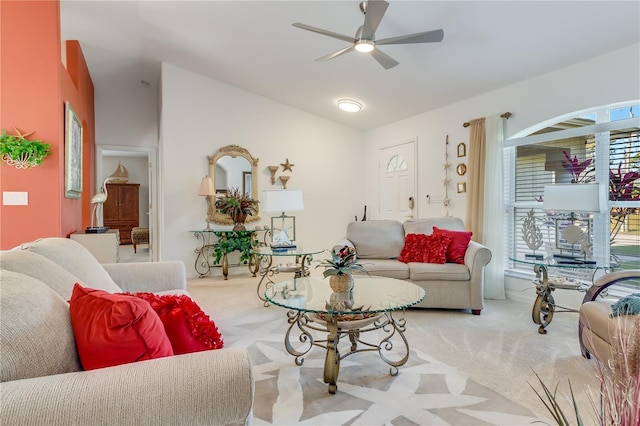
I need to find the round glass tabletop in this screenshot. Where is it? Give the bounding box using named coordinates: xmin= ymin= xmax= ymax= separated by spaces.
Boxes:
xmin=265 ymin=276 xmax=426 ymax=315
xmin=250 ymin=247 xmax=324 ymax=257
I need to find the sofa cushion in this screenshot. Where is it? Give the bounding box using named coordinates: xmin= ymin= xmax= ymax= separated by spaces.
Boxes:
xmin=357 ymin=259 xmax=409 ymax=279
xmin=347 ymin=220 xmax=405 ymax=259
xmin=127 ymin=292 xmax=224 ymax=354
xmin=1 ymin=250 xmax=88 ymax=300
xmin=20 ymin=238 xmax=122 ymax=294
xmin=409 ymin=262 xmax=471 ymax=281
xmin=69 ymin=284 xmax=174 ymax=370
xmin=433 ymin=227 xmax=473 ymax=264
xmin=0 ymin=271 xmax=82 ymax=382
xmin=403 ymin=217 xmax=465 ymax=235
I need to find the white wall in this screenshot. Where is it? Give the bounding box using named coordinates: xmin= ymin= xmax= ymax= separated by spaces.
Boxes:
xmin=363 ymin=43 xmax=640 ymax=304
xmin=160 ymin=63 xmax=364 ymax=277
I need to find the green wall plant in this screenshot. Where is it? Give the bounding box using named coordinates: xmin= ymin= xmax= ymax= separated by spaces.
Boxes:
xmin=0 ymin=129 xmax=52 ymax=168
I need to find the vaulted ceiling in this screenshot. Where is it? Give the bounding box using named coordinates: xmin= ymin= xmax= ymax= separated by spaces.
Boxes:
xmin=60 ymin=1 xmax=640 ymax=130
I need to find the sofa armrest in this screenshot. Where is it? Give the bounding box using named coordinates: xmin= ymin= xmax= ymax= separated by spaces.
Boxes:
xmin=581 ymin=269 xmax=640 ymax=304
xmin=0 ymin=348 xmax=254 ymax=426
xmin=464 ymin=241 xmax=492 ymax=306
xmin=102 ymin=261 xmax=187 ymax=293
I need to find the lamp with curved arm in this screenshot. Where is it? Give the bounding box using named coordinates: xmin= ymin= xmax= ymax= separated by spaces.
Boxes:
xmin=86 ymin=178 xmax=113 ymax=233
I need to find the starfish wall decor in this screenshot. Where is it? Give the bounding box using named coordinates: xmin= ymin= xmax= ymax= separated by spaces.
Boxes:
xmin=281 ymin=158 xmax=295 ymax=172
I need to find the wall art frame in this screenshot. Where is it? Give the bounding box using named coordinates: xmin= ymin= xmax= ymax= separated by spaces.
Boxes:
xmin=64 ymin=101 xmax=83 ymax=199
xmin=457 ymin=142 xmax=466 ymax=158
xmin=457 ymin=182 xmax=467 ymax=193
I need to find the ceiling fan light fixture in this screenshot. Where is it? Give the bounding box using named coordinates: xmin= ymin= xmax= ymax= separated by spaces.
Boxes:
xmin=355 ymin=40 xmax=375 ymax=53
xmin=337 ymin=99 xmax=362 ymax=113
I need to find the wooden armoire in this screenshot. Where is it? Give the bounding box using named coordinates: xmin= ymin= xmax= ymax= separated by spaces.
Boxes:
xmin=104 ymin=183 xmax=139 ymax=244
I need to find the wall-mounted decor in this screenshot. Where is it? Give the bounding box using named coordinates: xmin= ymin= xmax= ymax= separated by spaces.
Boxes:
xmin=456 ymin=163 xmax=467 ymax=176
xmin=457 ymin=182 xmax=467 ymax=193
xmin=457 ymin=142 xmax=466 ymax=158
xmin=279 ymin=175 xmax=290 ymax=189
xmin=64 ymin=101 xmax=83 ymax=199
xmin=443 ymin=135 xmax=451 ymax=213
xmin=0 ymin=128 xmax=51 ymax=169
xmin=281 ymin=158 xmax=295 ymax=172
xmin=267 ymin=165 xmax=279 ymax=185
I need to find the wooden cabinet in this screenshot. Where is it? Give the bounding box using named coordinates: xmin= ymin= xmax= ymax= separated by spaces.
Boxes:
xmin=104 ymin=183 xmax=139 ymax=244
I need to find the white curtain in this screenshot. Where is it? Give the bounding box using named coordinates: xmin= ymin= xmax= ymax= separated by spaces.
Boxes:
xmin=482 ymin=116 xmax=506 ymax=299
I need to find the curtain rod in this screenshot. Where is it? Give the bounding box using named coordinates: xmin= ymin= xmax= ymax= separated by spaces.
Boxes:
xmin=463 ymin=112 xmax=511 ymax=128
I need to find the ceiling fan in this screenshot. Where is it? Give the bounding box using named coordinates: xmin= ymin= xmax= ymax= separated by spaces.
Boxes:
xmin=292 ymin=0 xmax=444 ymax=70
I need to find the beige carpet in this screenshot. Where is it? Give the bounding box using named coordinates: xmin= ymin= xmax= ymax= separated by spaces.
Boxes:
xmin=188 ymin=273 xmax=600 ymax=425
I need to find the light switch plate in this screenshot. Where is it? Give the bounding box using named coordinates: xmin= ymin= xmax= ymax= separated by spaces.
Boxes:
xmin=3 ymin=191 xmax=28 ymax=205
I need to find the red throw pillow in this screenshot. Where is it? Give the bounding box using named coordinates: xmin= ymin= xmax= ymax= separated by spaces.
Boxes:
xmin=422 ymin=234 xmax=452 ymax=264
xmin=399 ymin=233 xmax=428 ymax=263
xmin=68 ymin=284 xmax=173 ymax=370
xmin=127 ymin=292 xmax=223 ymax=354
xmin=432 ymin=227 xmax=473 ymax=264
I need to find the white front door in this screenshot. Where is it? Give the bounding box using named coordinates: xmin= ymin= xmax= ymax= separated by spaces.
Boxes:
xmin=379 ymin=140 xmax=417 ymax=221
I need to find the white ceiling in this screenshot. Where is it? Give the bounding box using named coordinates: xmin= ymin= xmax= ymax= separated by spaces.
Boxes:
xmin=60 ymin=1 xmax=640 ymax=130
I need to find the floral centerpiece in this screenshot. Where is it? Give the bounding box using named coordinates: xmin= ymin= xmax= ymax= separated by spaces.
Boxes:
xmin=316 ymin=245 xmax=368 ymax=292
xmin=214 ymin=187 xmax=259 ymax=230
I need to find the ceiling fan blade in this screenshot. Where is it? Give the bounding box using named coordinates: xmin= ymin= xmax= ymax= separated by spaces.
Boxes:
xmin=316 ymin=45 xmax=356 ymax=62
xmin=370 ymin=48 xmax=399 ymax=70
xmin=361 ymin=0 xmax=389 ymax=39
xmin=292 ymin=23 xmax=356 ymax=44
xmin=376 ymin=29 xmax=444 ymax=45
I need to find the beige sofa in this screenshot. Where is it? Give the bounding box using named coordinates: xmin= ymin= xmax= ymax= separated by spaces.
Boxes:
xmin=0 ymin=237 xmax=254 ymax=426
xmin=579 ymin=269 xmax=640 ymax=364
xmin=342 ymin=217 xmax=492 ymax=314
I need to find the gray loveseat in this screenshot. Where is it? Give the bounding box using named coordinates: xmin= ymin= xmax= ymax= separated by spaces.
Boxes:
xmin=342 ymin=217 xmax=492 ymax=314
xmin=0 ymin=237 xmax=254 ymax=426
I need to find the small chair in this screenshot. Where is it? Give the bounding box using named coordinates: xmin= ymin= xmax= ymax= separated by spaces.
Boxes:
xmin=578 ymin=269 xmax=640 ymax=363
xmin=131 ymin=227 xmax=149 ymax=253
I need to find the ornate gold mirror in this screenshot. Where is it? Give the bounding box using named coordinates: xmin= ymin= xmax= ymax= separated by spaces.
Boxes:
xmin=207 ymin=145 xmax=260 ymax=225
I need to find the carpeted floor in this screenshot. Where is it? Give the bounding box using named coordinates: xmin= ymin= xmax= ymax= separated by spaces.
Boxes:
xmin=188 ymin=273 xmax=600 ymax=426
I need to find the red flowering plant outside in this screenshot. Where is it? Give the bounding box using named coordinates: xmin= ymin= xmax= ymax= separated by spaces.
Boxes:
xmin=609 ymin=162 xmax=640 ymax=244
xmin=561 ymin=150 xmax=594 ymax=183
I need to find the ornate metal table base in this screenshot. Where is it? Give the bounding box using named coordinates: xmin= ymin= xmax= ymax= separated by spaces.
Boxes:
xmin=531 ymin=264 xmax=583 ymax=334
xmin=283 ymin=310 xmax=410 ymax=394
xmin=192 ymin=230 xmax=258 ymax=279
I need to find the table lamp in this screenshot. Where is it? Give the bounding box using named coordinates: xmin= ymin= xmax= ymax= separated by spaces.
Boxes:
xmin=198 ymin=175 xmax=216 ymax=229
xmin=543 ymin=183 xmax=605 ymax=259
xmin=262 ymin=189 xmax=304 ymax=250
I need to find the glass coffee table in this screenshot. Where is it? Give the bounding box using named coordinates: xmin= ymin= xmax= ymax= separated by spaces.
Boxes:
xmin=251 ymin=246 xmax=323 ymax=304
xmin=265 ymin=275 xmax=426 ymax=394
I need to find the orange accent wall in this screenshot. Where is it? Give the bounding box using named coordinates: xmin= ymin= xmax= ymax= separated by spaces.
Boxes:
xmin=0 ymin=0 xmax=95 ymax=249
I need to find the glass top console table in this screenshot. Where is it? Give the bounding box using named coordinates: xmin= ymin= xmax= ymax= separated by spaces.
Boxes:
xmin=510 ymin=257 xmax=608 ymax=334
xmin=265 ymin=276 xmax=426 ymax=394
xmin=190 ymin=230 xmax=260 ymax=279
xmin=250 ymin=246 xmax=324 ymax=304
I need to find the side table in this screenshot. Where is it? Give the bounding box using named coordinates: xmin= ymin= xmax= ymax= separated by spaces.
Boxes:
xmin=251 ymin=246 xmax=324 ymax=304
xmin=70 ymin=229 xmax=120 ymax=263
xmin=190 ymin=230 xmax=260 ymax=279
xmin=510 ymin=257 xmax=607 ymax=334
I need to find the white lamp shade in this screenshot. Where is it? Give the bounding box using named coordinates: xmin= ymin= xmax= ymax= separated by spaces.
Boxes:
xmin=543 ymin=183 xmax=605 ymax=213
xmin=262 ymin=189 xmax=304 ymax=213
xmin=198 ymin=176 xmax=216 ymax=196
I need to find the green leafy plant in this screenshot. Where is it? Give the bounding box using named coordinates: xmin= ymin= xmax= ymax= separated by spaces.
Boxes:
xmin=316 ymin=245 xmax=368 ymax=278
xmin=211 ymin=231 xmax=257 ymax=265
xmin=0 ymin=129 xmax=52 ymax=167
xmin=214 ymin=187 xmax=259 ymax=220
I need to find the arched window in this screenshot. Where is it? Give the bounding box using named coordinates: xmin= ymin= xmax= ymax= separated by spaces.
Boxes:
xmin=504 ymin=102 xmax=639 ymax=276
xmin=386 ymin=155 xmax=408 ymax=172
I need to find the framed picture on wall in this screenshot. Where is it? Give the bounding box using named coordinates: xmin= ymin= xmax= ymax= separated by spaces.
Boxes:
xmin=64 ymin=101 xmax=83 ymax=199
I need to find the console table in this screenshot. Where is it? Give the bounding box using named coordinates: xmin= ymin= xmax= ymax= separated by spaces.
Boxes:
xmin=190 ymin=230 xmax=260 ymax=279
xmin=511 ymin=257 xmax=607 ymax=334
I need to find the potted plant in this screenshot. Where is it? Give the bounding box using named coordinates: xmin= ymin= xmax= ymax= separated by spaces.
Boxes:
xmin=316 ymin=245 xmax=368 ymax=292
xmin=214 ymin=187 xmax=259 ymax=230
xmin=0 ymin=129 xmax=52 ymax=169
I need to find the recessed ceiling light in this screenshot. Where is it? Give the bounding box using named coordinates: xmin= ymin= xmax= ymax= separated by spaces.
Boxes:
xmin=337 ymin=99 xmax=362 ymax=112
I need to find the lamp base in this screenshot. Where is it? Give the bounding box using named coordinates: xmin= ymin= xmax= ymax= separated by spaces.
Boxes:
xmin=85 ymin=226 xmax=109 ymax=234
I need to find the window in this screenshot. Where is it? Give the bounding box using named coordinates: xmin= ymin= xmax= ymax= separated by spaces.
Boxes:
xmin=504 ymin=104 xmax=640 ymax=276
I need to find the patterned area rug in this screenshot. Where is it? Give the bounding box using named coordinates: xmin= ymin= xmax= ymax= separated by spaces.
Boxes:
xmin=188 ymin=276 xmax=598 ymax=426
